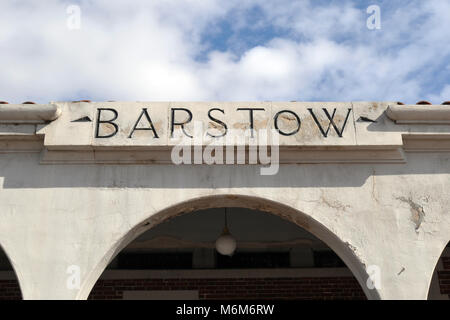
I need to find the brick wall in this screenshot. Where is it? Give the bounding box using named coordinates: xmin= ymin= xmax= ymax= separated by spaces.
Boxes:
xmin=0 ymin=280 xmax=21 ymax=300
xmin=89 ymin=277 xmax=366 ymax=300
xmin=438 ymin=257 xmax=450 ymax=298
xmin=1 ymin=255 xmax=449 ymax=300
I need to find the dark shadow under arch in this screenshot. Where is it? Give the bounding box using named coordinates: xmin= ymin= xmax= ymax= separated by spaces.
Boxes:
xmin=427 ymin=241 xmax=450 ymax=300
xmin=0 ymin=244 xmax=23 ymax=300
xmin=79 ymin=194 xmax=380 ymax=300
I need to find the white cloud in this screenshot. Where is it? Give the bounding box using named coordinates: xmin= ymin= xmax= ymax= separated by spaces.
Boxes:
xmin=0 ymin=0 xmax=448 ymax=104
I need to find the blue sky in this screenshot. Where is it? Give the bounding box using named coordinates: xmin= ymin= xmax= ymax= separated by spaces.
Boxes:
xmin=0 ymin=0 xmax=449 ymax=104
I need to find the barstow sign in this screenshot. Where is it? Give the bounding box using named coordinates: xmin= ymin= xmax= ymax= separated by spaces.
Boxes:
xmin=1 ymin=101 xmax=450 ymax=166
xmin=93 ymin=105 xmax=352 ymax=139
xmin=44 ymin=102 xmax=359 ymax=148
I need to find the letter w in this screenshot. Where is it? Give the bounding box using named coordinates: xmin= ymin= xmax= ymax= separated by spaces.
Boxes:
xmin=308 ymin=108 xmax=352 ymax=138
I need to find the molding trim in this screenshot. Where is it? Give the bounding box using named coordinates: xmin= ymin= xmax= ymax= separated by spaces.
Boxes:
xmin=386 ymin=105 xmax=450 ymax=124
xmin=0 ymin=104 xmax=61 ymax=124
xmin=403 ymin=135 xmax=450 ymax=152
xmin=39 ymin=146 xmax=407 ymax=164
xmin=97 ymin=268 xmax=354 ymax=280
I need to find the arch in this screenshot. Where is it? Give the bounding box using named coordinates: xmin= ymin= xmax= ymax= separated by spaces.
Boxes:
xmin=0 ymin=242 xmax=23 ymax=300
xmin=78 ymin=194 xmax=381 ymax=300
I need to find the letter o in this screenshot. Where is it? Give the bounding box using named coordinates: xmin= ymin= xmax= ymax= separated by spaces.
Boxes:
xmin=274 ymin=110 xmax=301 ymax=136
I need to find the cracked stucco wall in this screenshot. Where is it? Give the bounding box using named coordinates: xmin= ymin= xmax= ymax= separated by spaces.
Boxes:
xmin=0 ymin=151 xmax=449 ymax=300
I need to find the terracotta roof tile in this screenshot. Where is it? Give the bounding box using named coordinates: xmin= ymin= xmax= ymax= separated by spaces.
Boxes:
xmin=416 ymin=101 xmax=432 ymax=105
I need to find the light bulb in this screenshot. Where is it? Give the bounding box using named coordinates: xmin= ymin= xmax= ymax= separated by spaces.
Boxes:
xmin=215 ymin=228 xmax=237 ymax=256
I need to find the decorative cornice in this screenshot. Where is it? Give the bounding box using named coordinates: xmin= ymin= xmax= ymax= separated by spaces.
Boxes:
xmin=1 ymin=102 xmax=450 ymax=161
xmin=0 ymin=103 xmax=61 ymax=124
xmin=386 ymin=104 xmax=450 ymax=124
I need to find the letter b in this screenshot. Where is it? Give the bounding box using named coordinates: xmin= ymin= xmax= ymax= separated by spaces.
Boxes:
xmin=95 ymin=108 xmax=119 ymax=138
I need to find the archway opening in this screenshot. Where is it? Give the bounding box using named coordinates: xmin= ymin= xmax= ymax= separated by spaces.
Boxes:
xmin=0 ymin=246 xmax=22 ymax=300
xmin=428 ymin=241 xmax=450 ymax=300
xmin=88 ymin=207 xmax=366 ymax=300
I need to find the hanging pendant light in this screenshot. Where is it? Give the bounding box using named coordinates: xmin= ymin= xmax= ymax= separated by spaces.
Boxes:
xmin=215 ymin=208 xmax=237 ymax=256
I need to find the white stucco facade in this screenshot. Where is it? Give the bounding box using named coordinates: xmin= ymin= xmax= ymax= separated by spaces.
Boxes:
xmin=0 ymin=101 xmax=449 ymax=300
